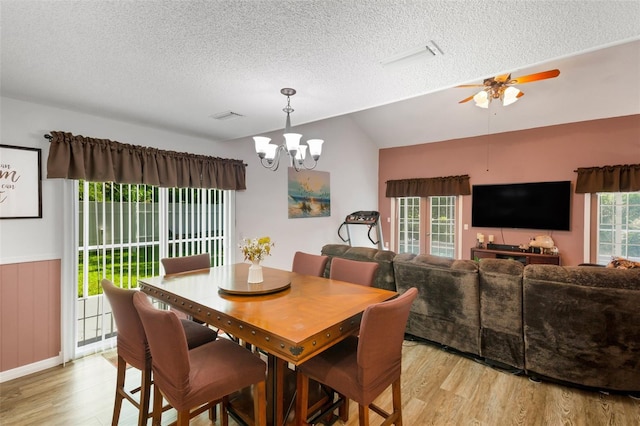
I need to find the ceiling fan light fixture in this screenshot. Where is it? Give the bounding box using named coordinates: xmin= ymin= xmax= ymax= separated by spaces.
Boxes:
xmin=502 ymin=86 xmax=521 ymax=106
xmin=473 ymin=90 xmax=489 ymax=108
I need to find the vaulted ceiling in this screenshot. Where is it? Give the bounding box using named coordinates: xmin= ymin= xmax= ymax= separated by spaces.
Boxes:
xmin=2 ymin=1 xmax=639 ymax=149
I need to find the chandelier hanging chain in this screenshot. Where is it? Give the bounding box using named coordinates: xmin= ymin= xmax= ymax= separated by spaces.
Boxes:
xmin=253 ymin=88 xmax=324 ymax=172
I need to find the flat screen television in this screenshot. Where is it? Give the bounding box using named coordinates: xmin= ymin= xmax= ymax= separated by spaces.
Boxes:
xmin=472 ymin=181 xmax=571 ymax=231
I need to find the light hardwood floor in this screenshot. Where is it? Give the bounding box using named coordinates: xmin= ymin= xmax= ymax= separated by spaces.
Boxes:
xmin=1 ymin=339 xmax=638 ymax=425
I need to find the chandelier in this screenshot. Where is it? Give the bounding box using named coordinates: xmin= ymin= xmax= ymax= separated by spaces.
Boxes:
xmin=253 ymin=88 xmax=324 ymax=171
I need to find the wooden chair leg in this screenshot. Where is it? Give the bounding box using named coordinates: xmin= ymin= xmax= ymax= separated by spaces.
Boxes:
xmin=358 ymin=403 xmax=369 ymax=426
xmin=221 ymin=395 xmax=229 ymax=426
xmin=138 ymin=359 xmax=152 ymax=426
xmin=295 ymin=372 xmax=310 ymax=426
xmin=177 ymin=410 xmax=190 ymax=426
xmin=151 ymin=382 xmax=163 ymax=426
xmin=253 ymin=381 xmax=267 ymax=426
xmin=111 ymin=355 xmax=127 ymax=426
xmin=391 ymin=378 xmax=402 ymax=426
xmin=338 ymin=392 xmax=349 ymax=421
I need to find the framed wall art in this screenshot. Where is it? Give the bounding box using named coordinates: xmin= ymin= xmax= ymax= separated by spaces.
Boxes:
xmin=0 ymin=144 xmax=42 ymax=219
xmin=287 ymin=167 xmax=330 ymax=219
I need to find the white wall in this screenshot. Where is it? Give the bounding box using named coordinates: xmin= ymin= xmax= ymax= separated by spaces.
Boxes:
xmin=235 ymin=114 xmax=380 ymax=269
xmin=0 ymin=96 xmax=379 ymax=268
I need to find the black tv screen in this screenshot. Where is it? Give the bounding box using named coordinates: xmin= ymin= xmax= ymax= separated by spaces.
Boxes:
xmin=472 ymin=181 xmax=571 ymax=231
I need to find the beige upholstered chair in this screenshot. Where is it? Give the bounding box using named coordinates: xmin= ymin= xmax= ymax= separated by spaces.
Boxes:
xmin=132 ymin=292 xmax=267 ymax=426
xmin=101 ymin=279 xmax=217 ymax=426
xmin=329 ymin=257 xmax=379 ymax=287
xmin=292 ymin=251 xmax=329 ymax=277
xmin=295 ymin=288 xmax=418 ymax=426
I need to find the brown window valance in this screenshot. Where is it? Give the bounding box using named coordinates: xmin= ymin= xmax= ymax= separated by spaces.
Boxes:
xmin=46 ymin=131 xmax=246 ymax=190
xmin=575 ymin=164 xmax=640 ymax=193
xmin=385 ymin=175 xmax=471 ymax=197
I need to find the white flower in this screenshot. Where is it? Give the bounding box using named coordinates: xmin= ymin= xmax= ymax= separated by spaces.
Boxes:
xmin=239 ymin=236 xmax=274 ymax=262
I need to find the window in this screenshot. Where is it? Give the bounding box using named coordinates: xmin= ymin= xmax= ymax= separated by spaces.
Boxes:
xmin=597 ymin=192 xmax=640 ymax=264
xmin=396 ymin=196 xmax=457 ymax=257
xmin=397 ymin=197 xmax=421 ymax=254
xmin=75 ymin=181 xmax=231 ymax=351
xmin=429 ymin=196 xmax=456 ymax=258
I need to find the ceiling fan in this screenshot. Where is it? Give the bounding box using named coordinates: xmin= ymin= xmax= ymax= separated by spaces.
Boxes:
xmin=457 ymin=69 xmax=560 ymax=108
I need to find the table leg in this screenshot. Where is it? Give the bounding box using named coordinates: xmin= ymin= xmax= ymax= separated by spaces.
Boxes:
xmin=266 ymin=354 xmax=287 ymax=426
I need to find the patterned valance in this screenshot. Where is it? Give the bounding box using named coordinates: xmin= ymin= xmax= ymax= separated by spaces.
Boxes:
xmin=46 ymin=131 xmax=246 ymax=190
xmin=575 ymin=164 xmax=640 ymax=193
xmin=385 ymin=175 xmax=471 ymax=197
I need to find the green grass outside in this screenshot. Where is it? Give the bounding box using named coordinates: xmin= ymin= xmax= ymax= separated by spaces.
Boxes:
xmin=78 ymin=245 xmax=160 ymax=297
xmin=78 ymin=245 xmax=222 ymax=297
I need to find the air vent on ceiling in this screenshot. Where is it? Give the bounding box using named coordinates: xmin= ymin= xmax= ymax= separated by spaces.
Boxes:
xmin=380 ymin=40 xmax=443 ymax=66
xmin=210 ymin=111 xmax=244 ymax=121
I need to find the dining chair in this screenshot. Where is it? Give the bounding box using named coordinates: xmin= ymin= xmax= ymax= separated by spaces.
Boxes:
xmin=101 ymin=279 xmax=218 ymax=426
xmin=132 ymin=291 xmax=267 ymax=426
xmin=292 ymin=251 xmax=330 ymax=277
xmin=329 ymin=257 xmax=379 ymax=287
xmin=295 ymin=287 xmax=418 ymax=426
xmin=161 ymin=253 xmax=211 ymax=321
xmin=161 ymin=253 xmax=211 ymax=275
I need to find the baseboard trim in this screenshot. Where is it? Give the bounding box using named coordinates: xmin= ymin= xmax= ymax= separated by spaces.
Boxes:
xmin=0 ymin=355 xmax=63 ymax=383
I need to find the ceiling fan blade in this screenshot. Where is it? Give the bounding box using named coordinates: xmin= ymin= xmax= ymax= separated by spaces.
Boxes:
xmin=458 ymin=94 xmax=476 ymax=104
xmin=517 ymin=91 xmax=525 ymax=99
xmin=511 ymin=69 xmax=560 ymax=84
xmin=494 ymin=73 xmax=511 ymax=83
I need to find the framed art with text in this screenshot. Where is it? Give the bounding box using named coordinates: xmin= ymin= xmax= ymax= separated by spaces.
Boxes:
xmin=0 ymin=144 xmax=42 ymax=219
xmin=287 ymin=167 xmax=330 ymax=219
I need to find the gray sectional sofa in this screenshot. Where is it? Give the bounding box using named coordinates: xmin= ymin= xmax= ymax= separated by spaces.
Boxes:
xmin=320 ymin=244 xmax=640 ymax=393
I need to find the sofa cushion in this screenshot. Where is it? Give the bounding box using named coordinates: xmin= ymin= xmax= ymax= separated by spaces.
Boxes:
xmin=523 ymin=265 xmax=640 ymax=391
xmin=320 ymin=244 xmax=396 ymax=291
xmin=478 ymin=259 xmax=524 ymax=369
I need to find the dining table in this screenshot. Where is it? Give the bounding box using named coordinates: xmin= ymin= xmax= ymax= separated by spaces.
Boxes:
xmin=138 ymin=262 xmax=397 ymax=426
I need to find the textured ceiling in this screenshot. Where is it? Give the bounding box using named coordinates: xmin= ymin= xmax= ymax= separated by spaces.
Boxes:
xmin=1 ymin=1 xmax=639 ymax=148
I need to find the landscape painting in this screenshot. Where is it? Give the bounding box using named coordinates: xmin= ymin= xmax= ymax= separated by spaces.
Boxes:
xmin=287 ymin=168 xmax=330 ymax=218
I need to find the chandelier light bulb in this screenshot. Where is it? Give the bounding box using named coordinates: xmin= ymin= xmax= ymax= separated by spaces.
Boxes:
xmin=284 ymin=133 xmax=302 ymax=156
xmin=306 ymin=139 xmax=324 ymax=160
xmin=295 ymin=145 xmax=307 ymax=163
xmin=264 ymin=144 xmax=278 ymax=161
xmin=253 ymin=136 xmax=271 ymax=159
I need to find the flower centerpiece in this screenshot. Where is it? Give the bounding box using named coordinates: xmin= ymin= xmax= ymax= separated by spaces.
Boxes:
xmin=239 ymin=236 xmax=274 ymax=283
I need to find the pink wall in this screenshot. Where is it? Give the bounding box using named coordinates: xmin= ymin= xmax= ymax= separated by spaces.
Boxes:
xmin=0 ymin=260 xmax=61 ymax=372
xmin=379 ymin=115 xmax=640 ymax=266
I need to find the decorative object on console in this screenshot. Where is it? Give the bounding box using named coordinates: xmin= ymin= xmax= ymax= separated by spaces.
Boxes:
xmin=456 ymin=69 xmax=560 ymax=108
xmin=528 ymin=235 xmax=555 ymax=254
xmin=253 ymin=88 xmax=324 ymax=172
xmin=239 ymin=236 xmax=274 ymax=283
xmin=607 ymin=257 xmax=640 ymax=269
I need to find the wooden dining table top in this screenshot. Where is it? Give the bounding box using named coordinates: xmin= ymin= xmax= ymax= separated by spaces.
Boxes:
xmin=138 ymin=262 xmax=397 ymax=365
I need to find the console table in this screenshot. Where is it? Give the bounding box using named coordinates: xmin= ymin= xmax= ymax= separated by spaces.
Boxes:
xmin=471 ymin=247 xmax=560 ymax=265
